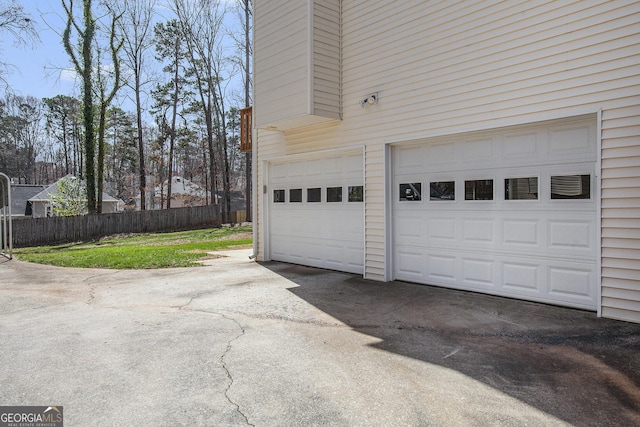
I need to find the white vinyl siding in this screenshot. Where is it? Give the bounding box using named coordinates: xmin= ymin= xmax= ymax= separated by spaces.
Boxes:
xmin=312 ymin=0 xmax=341 ymax=120
xmin=601 ymin=101 xmax=640 ymax=323
xmin=254 ymin=0 xmax=640 ymax=322
xmin=364 ymin=144 xmax=385 ymax=280
xmin=254 ymin=0 xmax=340 ymax=130
xmin=253 ymin=1 xmax=308 ymax=127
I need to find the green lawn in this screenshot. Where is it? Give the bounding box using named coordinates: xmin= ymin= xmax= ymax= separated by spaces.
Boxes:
xmin=13 ymin=226 xmax=252 ymax=269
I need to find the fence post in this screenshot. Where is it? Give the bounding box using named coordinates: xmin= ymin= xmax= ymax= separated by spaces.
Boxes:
xmin=0 ymin=172 xmax=12 ymax=259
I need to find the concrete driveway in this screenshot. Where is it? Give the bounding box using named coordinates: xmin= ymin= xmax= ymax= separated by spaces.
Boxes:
xmin=1 ymin=250 xmax=639 ymax=426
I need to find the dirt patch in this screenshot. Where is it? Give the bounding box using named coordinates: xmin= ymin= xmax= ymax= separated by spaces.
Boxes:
xmin=217 ymin=232 xmax=252 ymax=241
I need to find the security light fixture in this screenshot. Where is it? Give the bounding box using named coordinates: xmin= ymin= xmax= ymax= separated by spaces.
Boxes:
xmin=360 ymin=93 xmax=378 ymax=107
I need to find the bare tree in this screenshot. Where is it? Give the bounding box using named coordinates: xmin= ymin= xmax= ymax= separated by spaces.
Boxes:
xmin=94 ymin=9 xmax=123 ymax=213
xmin=0 ymin=0 xmax=39 ymax=91
xmin=172 ymin=0 xmax=235 ymax=220
xmin=227 ymin=0 xmax=252 ymax=220
xmin=107 ymin=0 xmax=156 ymax=211
xmin=43 ymin=95 xmax=82 ymax=177
xmin=152 ymin=19 xmax=189 ymax=209
xmin=0 ymin=94 xmax=44 ymax=183
xmin=104 ymin=107 xmax=137 ymax=203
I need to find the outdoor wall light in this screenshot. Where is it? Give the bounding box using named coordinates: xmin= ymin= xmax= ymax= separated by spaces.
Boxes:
xmin=360 ymin=93 xmax=378 ymax=107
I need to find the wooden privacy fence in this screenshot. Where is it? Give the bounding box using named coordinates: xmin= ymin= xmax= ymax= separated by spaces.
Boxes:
xmin=11 ymin=205 xmax=239 ymax=247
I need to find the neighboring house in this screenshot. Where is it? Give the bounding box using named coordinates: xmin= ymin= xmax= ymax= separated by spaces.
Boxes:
xmin=10 ymin=184 xmax=48 ymax=217
xmin=28 ymin=178 xmax=121 ymax=217
xmin=153 ymin=176 xmax=211 ymax=209
xmin=252 ymin=1 xmax=640 ymax=323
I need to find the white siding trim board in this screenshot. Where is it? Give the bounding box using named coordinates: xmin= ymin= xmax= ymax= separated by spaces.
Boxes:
xmin=597 ymin=109 xmax=603 ymax=317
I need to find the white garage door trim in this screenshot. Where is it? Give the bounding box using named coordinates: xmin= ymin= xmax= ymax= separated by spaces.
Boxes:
xmin=265 ymin=148 xmax=365 ymax=274
xmin=390 ymin=115 xmax=599 ymax=310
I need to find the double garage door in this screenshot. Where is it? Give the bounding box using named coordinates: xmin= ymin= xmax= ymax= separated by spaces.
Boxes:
xmin=393 ymin=116 xmax=598 ymax=309
xmin=267 ymin=116 xmax=598 ymax=310
xmin=268 ymin=151 xmax=364 ymax=274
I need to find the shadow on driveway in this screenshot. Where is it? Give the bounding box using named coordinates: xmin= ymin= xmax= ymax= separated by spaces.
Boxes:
xmin=263 ymin=262 xmax=640 ymax=426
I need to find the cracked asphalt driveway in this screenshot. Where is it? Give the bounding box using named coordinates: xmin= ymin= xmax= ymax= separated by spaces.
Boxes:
xmin=1 ymin=250 xmax=639 ymax=426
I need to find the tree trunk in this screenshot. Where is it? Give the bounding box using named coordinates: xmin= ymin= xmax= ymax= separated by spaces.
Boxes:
xmin=81 ymin=0 xmax=96 ymax=214
xmin=167 ymin=42 xmax=180 ymax=210
xmin=96 ymin=98 xmax=107 ymax=214
xmin=136 ymin=73 xmax=146 ymax=211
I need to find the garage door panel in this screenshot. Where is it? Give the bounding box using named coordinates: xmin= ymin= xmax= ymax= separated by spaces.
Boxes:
xmin=395 ymin=247 xmax=425 ymax=278
xmin=462 ymin=218 xmax=496 ymax=243
xmin=271 ymin=212 xmax=307 ymax=234
xmin=270 ymin=235 xmax=304 ymax=260
xmin=272 ymin=235 xmax=363 ymax=274
xmin=394 ymin=211 xmax=428 ymax=244
xmin=396 ymin=250 xmax=597 ymax=309
xmin=502 ymin=261 xmax=541 ymax=292
xmin=548 ymin=219 xmax=594 ymax=251
xmin=502 ymin=219 xmax=540 ymax=247
xmin=394 ymin=145 xmax=425 ymax=172
xmin=426 ymin=252 xmax=457 ymax=283
xmin=268 ymin=152 xmax=364 ymax=274
xmin=462 ymin=136 xmax=497 ymax=165
xmin=547 ymin=122 xmax=597 ymax=161
xmin=502 ymin=130 xmax=540 ymax=161
xmin=397 ymin=217 xmax=424 ymax=240
xmin=342 ymin=154 xmax=364 ymax=179
xmin=427 ymin=142 xmax=457 ymax=169
xmin=392 ymin=116 xmax=598 ymax=310
xmin=346 ymin=250 xmax=367 ymax=270
xmin=428 ymin=217 xmax=457 ymax=241
xmin=548 ymin=264 xmax=595 ymax=299
xmin=461 ymin=257 xmax=497 ymax=289
xmin=306 ymin=158 xmax=331 ymax=179
xmin=325 ymin=242 xmax=346 ymax=264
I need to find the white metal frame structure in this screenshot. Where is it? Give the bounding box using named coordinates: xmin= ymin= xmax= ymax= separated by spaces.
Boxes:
xmin=0 ymin=172 xmax=12 ymax=260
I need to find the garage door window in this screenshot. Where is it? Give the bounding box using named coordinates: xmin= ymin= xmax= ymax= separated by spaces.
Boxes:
xmin=290 ymin=188 xmax=302 ymax=202
xmin=430 ymin=181 xmax=455 ymax=201
xmin=327 ymin=187 xmax=343 ymax=202
xmin=465 ymin=179 xmax=493 ymax=200
xmin=551 ymin=174 xmax=590 ymax=199
xmin=307 ymin=187 xmax=321 ymax=202
xmin=348 ymin=186 xmax=364 ymax=202
xmin=400 ymin=183 xmax=421 ymax=201
xmin=505 ymin=177 xmax=538 ymax=200
xmin=273 ymin=189 xmax=285 ymax=203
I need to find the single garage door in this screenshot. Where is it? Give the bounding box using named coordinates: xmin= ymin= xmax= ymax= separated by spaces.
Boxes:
xmin=393 ymin=116 xmax=598 ymax=309
xmin=268 ymin=151 xmax=364 ymax=274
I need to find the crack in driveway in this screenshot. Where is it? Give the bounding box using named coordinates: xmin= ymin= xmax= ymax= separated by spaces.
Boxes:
xmin=219 ymin=313 xmax=255 ymax=426
xmin=82 ymin=271 xmax=116 ymax=305
xmin=177 ymin=298 xmax=254 ymax=426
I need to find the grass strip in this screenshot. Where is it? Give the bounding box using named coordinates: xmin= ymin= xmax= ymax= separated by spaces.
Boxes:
xmin=13 ymin=226 xmax=252 ymax=269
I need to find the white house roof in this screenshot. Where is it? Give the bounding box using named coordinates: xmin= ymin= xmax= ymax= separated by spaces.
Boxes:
xmin=155 ymin=176 xmax=208 ymax=197
xmin=28 ymin=177 xmax=119 ymax=202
